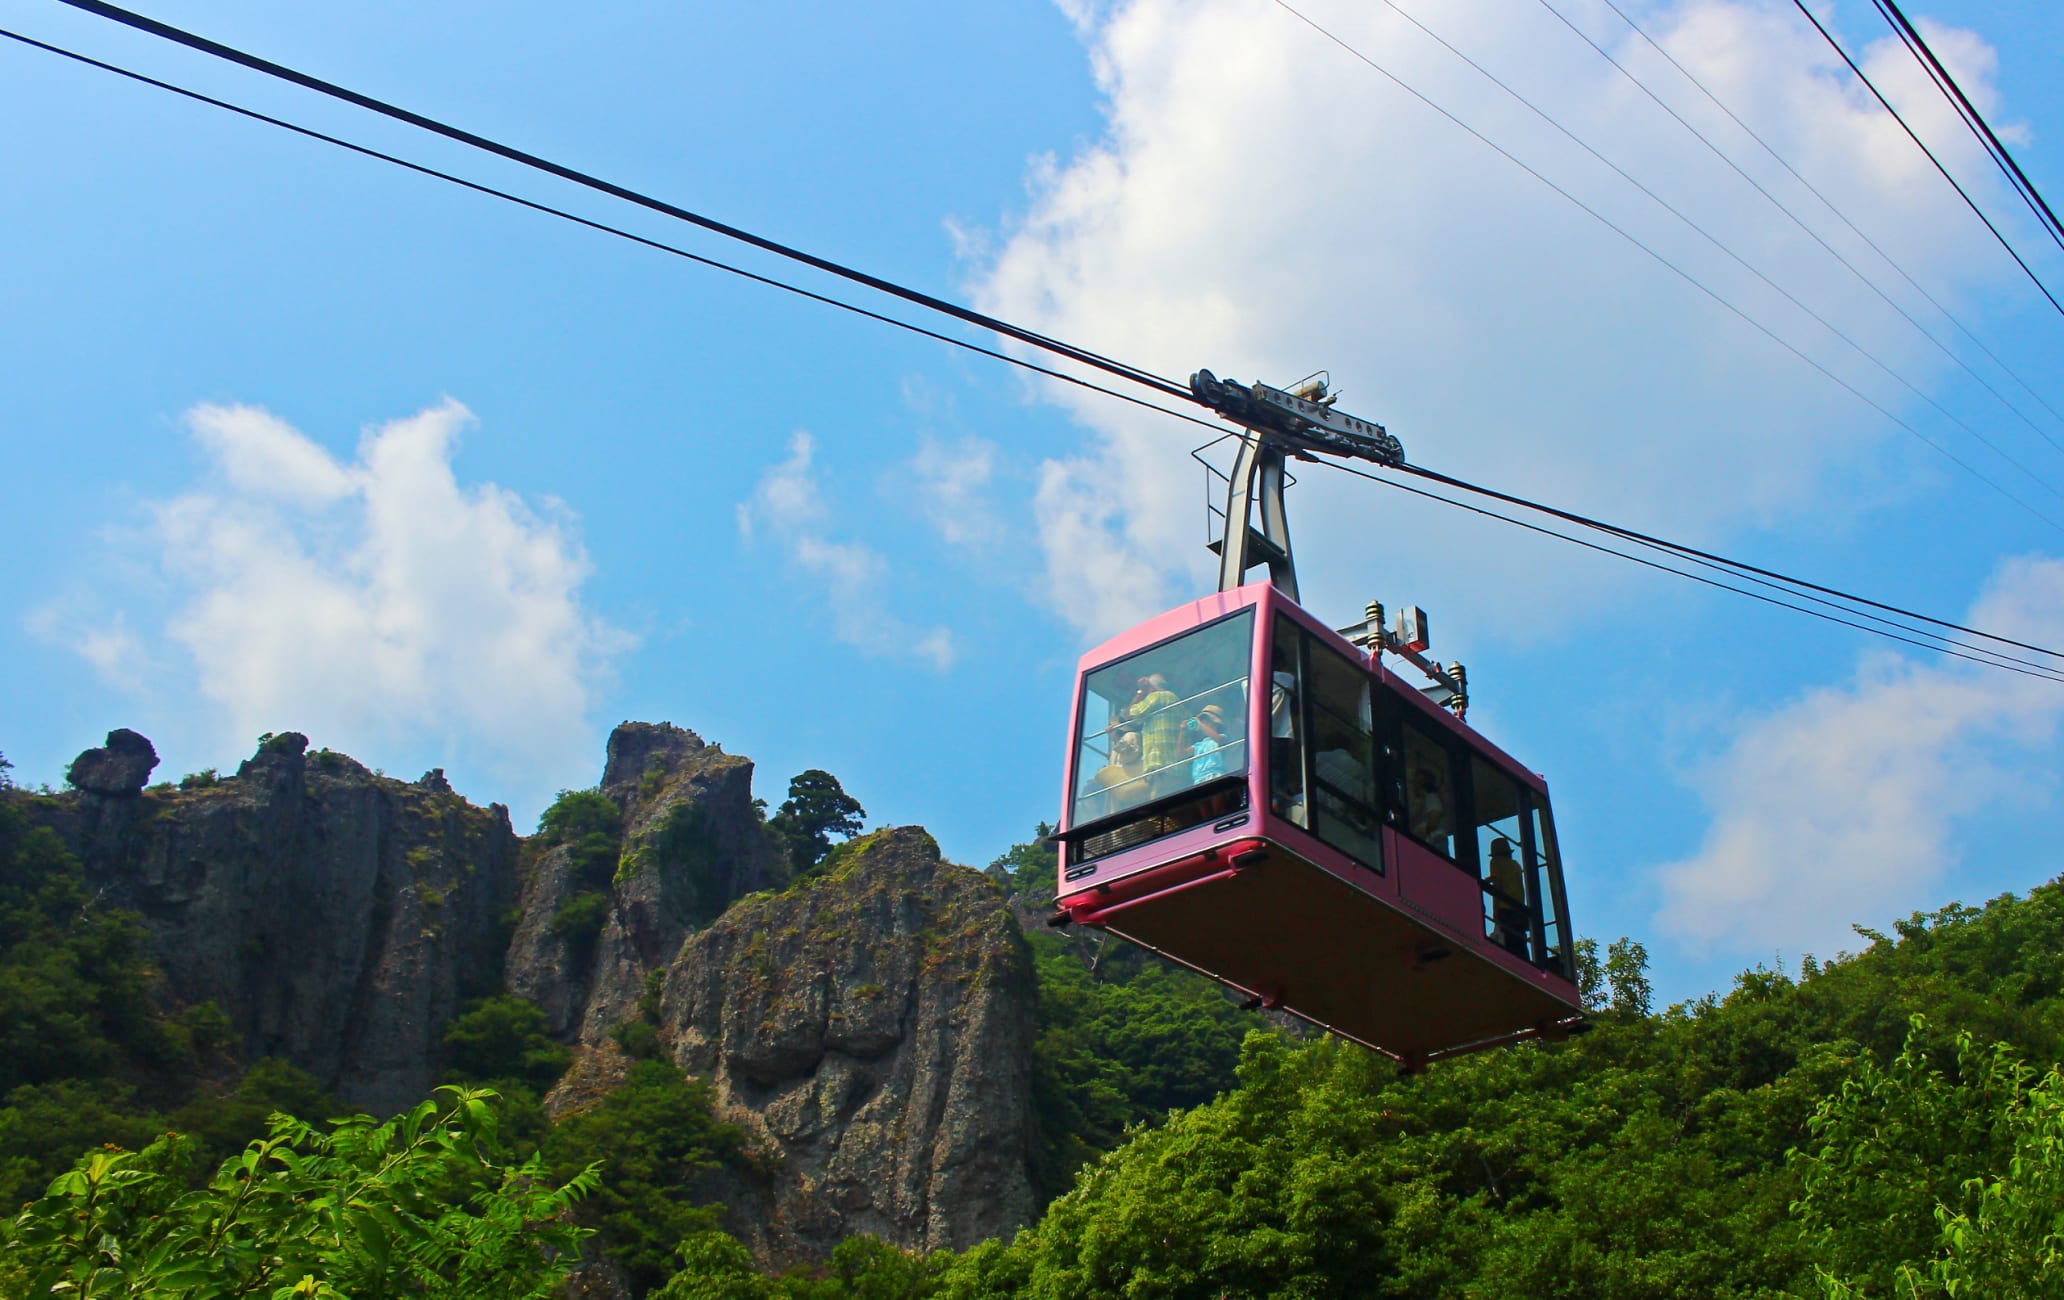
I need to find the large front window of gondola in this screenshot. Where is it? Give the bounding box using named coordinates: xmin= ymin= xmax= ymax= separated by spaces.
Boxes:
xmin=1071 ymin=610 xmax=1252 ymax=856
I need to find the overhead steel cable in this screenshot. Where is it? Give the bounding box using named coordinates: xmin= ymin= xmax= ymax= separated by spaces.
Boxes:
xmin=1328 ymin=461 xmax=2064 ymax=683
xmin=56 ymin=0 xmax=2064 ymax=530
xmin=1272 ymin=0 xmax=2064 ymax=536
xmin=0 ymin=27 xmax=1229 ymax=447
xmin=1786 ymin=0 xmax=2064 ymax=320
xmin=12 ymin=21 xmax=2060 ymax=682
xmin=1533 ymin=0 xmax=2064 ymax=459
xmin=1359 ymin=0 xmax=2064 ymax=503
xmin=1873 ymin=0 xmax=2064 ymax=255
xmin=1388 ymin=459 xmax=2064 ymax=662
xmin=1588 ymin=0 xmax=2064 ymax=438
xmin=48 ymin=0 xmax=1194 ymax=405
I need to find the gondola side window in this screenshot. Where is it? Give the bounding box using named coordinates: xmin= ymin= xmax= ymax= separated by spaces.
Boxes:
xmin=1399 ymin=721 xmax=1458 ymax=859
xmin=1471 ymin=757 xmax=1532 ymax=961
xmin=1072 ymin=610 xmax=1253 ymax=838
xmin=1528 ymin=798 xmax=1576 ymax=980
xmin=1269 ymin=617 xmax=1308 ymax=829
xmin=1307 ymin=639 xmax=1383 ymax=870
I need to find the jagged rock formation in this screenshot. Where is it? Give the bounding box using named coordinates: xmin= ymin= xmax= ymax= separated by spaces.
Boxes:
xmin=658 ymin=827 xmax=1037 ymax=1262
xmin=27 ymin=722 xmax=1038 ymax=1265
xmin=42 ymin=731 xmax=519 ymax=1116
xmin=505 ymin=723 xmax=778 ymax=1041
xmin=65 ymin=727 xmax=158 ymax=795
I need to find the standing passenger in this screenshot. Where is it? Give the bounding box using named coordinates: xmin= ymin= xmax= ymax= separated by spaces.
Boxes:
xmin=1128 ymin=674 xmax=1181 ymax=792
xmin=1485 ymin=837 xmax=1528 ymax=957
xmin=1188 ymin=704 xmax=1230 ymax=783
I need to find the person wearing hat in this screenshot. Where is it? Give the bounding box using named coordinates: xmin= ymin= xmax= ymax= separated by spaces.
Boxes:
xmin=1089 ymin=731 xmax=1148 ymax=815
xmin=1187 ymin=702 xmax=1231 ymax=783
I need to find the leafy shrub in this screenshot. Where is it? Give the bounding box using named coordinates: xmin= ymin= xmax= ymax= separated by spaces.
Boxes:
xmin=539 ymin=788 xmax=623 ymax=844
xmin=545 ymin=1060 xmax=748 ymax=1292
xmin=551 ymin=891 xmax=610 ymax=965
xmin=0 ymin=1087 xmax=597 ymax=1297
xmin=443 ymin=995 xmax=572 ymax=1095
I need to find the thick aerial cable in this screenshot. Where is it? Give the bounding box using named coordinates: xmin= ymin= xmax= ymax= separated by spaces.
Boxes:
xmin=1532 ymin=0 xmax=2064 ymax=458
xmin=1872 ymin=0 xmax=2064 ymax=255
xmin=1785 ymin=0 xmax=2064 ymax=320
xmin=1586 ymin=0 xmax=2064 ymax=438
xmin=1328 ymin=461 xmax=2064 ymax=683
xmin=1385 ymin=459 xmax=2064 ymax=663
xmin=1272 ymin=0 xmax=2064 ymax=536
xmin=49 ymin=0 xmax=1192 ymax=405
xmin=1359 ymin=0 xmax=2064 ymax=502
xmin=13 ymin=18 xmax=2059 ymax=680
xmin=0 ymin=26 xmax=1220 ymax=443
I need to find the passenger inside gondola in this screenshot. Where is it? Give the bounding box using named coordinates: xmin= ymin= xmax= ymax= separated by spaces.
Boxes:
xmin=1086 ymin=731 xmax=1146 ymax=817
xmin=1187 ymin=703 xmax=1229 ymax=782
xmin=1484 ymin=836 xmax=1528 ymax=956
xmin=1070 ymin=609 xmax=1255 ymax=850
xmin=1128 ymin=673 xmax=1183 ymax=795
xmin=1269 ymin=629 xmax=1307 ymax=826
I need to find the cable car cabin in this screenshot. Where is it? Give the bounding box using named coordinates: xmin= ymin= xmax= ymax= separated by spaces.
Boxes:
xmin=1052 ymin=582 xmax=1582 ymax=1068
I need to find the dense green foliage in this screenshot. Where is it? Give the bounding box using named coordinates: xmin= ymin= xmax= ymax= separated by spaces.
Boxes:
xmin=16 ymin=778 xmax=2064 ymax=1297
xmin=1024 ymin=931 xmax=1258 ymax=1194
xmin=925 ymin=881 xmax=2064 ymax=1298
xmin=768 ymin=770 xmax=866 ymax=878
xmin=441 ymin=995 xmax=573 ymax=1096
xmin=0 ymin=1086 xmax=596 ymax=1297
xmin=987 ymin=828 xmax=1264 ymax=1196
xmin=544 ymin=1060 xmax=749 ymax=1293
xmin=538 ymin=787 xmax=625 ymax=888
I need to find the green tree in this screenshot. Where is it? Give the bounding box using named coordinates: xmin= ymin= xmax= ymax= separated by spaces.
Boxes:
xmin=987 ymin=825 xmax=1056 ymax=905
xmin=538 ymin=788 xmax=625 ymax=889
xmin=1794 ymin=1015 xmax=2064 ymax=1297
xmin=545 ymin=1059 xmax=749 ymax=1293
xmin=442 ymin=995 xmax=572 ymax=1095
xmin=767 ymin=771 xmax=865 ymax=878
xmin=0 ymin=1086 xmax=597 ymax=1298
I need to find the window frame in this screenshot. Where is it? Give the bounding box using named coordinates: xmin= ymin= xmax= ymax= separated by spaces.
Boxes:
xmin=1061 ymin=606 xmax=1258 ymax=851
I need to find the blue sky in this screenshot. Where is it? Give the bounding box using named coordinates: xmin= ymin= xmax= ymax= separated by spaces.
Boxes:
xmin=4 ymin=0 xmax=2062 ymax=1003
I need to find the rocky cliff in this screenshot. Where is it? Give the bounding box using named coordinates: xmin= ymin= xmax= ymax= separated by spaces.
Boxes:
xmin=657 ymin=827 xmax=1036 ymax=1262
xmin=46 ymin=730 xmax=518 ymax=1117
xmin=27 ymin=723 xmax=1038 ymax=1262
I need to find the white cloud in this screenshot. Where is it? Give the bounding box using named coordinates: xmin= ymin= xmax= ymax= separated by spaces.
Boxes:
xmin=740 ymin=433 xmax=957 ymax=670
xmin=967 ymin=0 xmax=2034 ymax=643
xmin=1654 ymin=555 xmax=2064 ymax=955
xmin=57 ymin=398 xmax=628 ymax=786
xmin=912 ymin=435 xmax=1002 ymax=547
xmin=28 ymin=607 xmax=148 ymax=693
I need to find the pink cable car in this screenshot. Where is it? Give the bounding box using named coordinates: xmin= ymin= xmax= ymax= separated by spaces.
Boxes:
xmin=1049 ymin=371 xmax=1585 ymax=1069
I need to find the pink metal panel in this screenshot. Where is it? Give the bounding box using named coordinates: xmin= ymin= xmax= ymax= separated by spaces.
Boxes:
xmin=1059 ymin=810 xmax=1253 ymax=899
xmin=1392 ymin=833 xmax=1484 ymax=947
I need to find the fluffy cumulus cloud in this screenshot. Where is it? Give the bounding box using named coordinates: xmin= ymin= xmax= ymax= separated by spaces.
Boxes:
xmin=56 ymin=399 xmax=626 ymax=789
xmin=739 ymin=432 xmax=956 ymax=669
xmin=1655 ymin=555 xmax=2064 ymax=954
xmin=971 ymin=0 xmax=2033 ymax=642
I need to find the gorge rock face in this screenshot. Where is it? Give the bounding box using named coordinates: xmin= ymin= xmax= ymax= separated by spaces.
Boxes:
xmin=47 ymin=733 xmax=519 ymax=1115
xmin=657 ymin=827 xmax=1038 ymax=1263
xmin=504 ymin=722 xmax=779 ymax=1041
xmin=29 ymin=722 xmax=1039 ymax=1268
